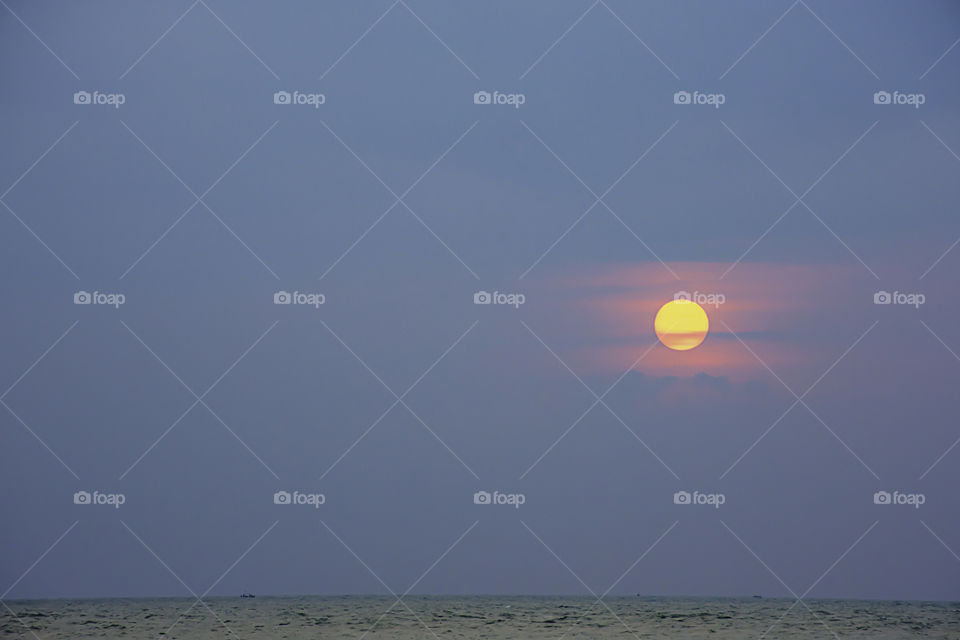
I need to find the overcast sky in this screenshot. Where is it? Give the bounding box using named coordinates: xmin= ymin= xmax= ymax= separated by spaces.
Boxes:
xmin=2 ymin=0 xmax=960 ymax=601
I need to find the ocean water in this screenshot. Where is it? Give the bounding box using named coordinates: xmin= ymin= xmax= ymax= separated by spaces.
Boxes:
xmin=2 ymin=596 xmax=958 ymax=638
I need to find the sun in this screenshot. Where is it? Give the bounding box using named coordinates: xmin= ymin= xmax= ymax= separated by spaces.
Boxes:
xmin=654 ymin=300 xmax=709 ymax=351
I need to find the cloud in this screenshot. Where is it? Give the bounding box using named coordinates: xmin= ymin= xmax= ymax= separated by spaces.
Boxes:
xmin=534 ymin=261 xmax=876 ymax=381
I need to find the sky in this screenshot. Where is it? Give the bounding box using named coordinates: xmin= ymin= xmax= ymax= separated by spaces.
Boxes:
xmin=1 ymin=0 xmax=960 ymax=603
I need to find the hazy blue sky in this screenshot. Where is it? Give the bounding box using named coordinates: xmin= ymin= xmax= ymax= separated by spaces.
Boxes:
xmin=2 ymin=0 xmax=960 ymax=603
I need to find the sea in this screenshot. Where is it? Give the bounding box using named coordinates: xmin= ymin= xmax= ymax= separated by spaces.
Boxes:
xmin=2 ymin=596 xmax=958 ymax=638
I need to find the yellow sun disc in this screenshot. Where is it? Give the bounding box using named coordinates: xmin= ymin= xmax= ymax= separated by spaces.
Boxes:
xmin=654 ymin=300 xmax=709 ymax=351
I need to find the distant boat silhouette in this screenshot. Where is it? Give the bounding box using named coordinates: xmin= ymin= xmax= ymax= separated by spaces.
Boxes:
xmin=240 ymin=592 xmax=256 ymax=598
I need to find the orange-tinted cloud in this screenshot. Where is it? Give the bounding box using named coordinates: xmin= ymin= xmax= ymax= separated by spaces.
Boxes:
xmin=541 ymin=261 xmax=867 ymax=380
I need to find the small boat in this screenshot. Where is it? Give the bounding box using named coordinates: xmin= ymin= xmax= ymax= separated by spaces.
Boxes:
xmin=240 ymin=592 xmax=256 ymax=598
